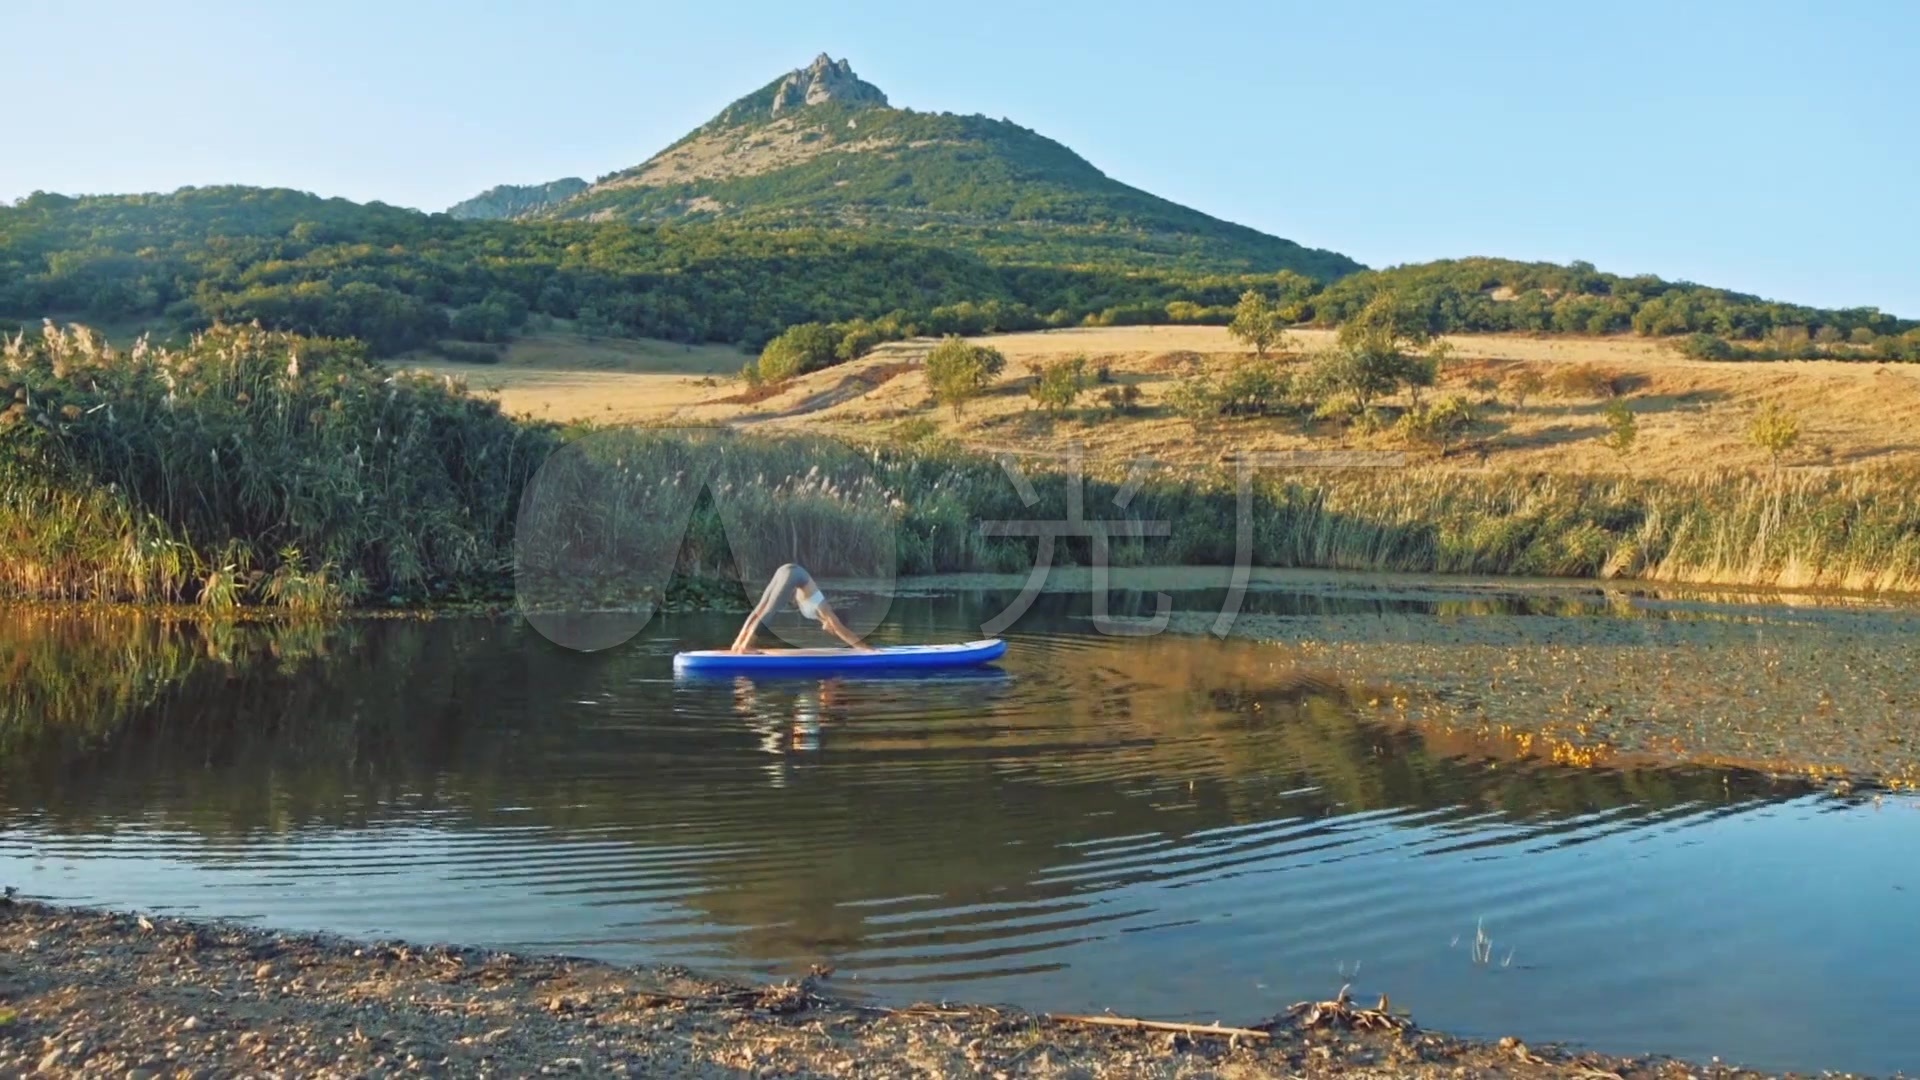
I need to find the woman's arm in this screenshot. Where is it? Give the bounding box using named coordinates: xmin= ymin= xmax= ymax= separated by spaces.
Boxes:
xmin=729 ymin=595 xmax=776 ymax=652
xmin=818 ymin=604 xmax=876 ymax=651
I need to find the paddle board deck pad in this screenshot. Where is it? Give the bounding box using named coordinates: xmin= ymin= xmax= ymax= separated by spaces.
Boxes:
xmin=673 ymin=639 xmax=1005 ymax=675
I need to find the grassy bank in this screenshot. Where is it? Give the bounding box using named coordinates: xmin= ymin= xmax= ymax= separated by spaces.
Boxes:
xmin=2 ymin=322 xmax=555 ymax=607
xmin=527 ymin=425 xmax=1920 ymax=596
xmin=7 ymin=323 xmax=1920 ymax=609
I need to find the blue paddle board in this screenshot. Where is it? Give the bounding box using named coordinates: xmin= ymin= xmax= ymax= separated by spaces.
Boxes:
xmin=673 ymin=638 xmax=1005 ymax=675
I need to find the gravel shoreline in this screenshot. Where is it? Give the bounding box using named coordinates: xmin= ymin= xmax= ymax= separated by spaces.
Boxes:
xmin=0 ymin=898 xmax=1881 ymax=1079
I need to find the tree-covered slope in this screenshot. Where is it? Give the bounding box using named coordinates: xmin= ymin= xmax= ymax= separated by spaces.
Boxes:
xmin=1310 ymin=257 xmax=1916 ymax=341
xmin=447 ymin=178 xmax=588 ymax=221
xmin=3 ymin=188 xmax=1913 ymax=361
xmin=0 ymin=185 xmax=1267 ymax=352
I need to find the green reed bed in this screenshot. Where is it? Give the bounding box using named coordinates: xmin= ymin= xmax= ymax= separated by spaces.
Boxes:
xmin=521 ymin=427 xmax=1920 ymax=597
xmin=6 ymin=322 xmax=1919 ymax=609
xmin=2 ymin=322 xmax=556 ymax=607
xmin=1240 ymin=467 xmax=1920 ymax=592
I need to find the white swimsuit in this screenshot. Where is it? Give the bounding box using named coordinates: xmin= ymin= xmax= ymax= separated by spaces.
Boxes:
xmin=797 ymin=586 xmax=825 ymax=620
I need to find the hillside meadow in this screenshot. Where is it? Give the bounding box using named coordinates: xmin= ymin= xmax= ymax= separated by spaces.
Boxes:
xmin=6 ymin=318 xmax=1920 ymax=610
xmin=411 ymin=324 xmax=1920 ymax=476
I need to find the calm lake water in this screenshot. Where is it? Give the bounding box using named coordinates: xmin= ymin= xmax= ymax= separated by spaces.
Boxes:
xmin=3 ymin=578 xmax=1918 ymax=1076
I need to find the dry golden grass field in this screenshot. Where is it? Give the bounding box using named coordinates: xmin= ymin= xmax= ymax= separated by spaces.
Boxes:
xmin=408 ymin=332 xmax=751 ymax=425
xmin=409 ymin=325 xmax=1920 ymax=475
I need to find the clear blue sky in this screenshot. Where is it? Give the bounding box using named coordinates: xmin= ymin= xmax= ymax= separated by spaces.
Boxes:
xmin=10 ymin=0 xmax=1917 ymax=316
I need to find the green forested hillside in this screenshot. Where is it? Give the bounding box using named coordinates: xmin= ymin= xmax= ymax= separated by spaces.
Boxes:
xmin=0 ymin=186 xmax=1270 ymax=352
xmin=3 ymin=188 xmax=1914 ymax=361
xmin=1313 ymin=257 xmax=1916 ymax=343
xmin=446 ymin=178 xmax=589 ymax=221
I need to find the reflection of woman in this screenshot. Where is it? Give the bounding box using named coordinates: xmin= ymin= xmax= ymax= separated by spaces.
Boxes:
xmin=733 ymin=677 xmax=840 ymax=760
xmin=729 ymin=563 xmax=872 ymax=653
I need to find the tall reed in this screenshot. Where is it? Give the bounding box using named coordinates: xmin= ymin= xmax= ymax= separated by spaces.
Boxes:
xmin=522 ymin=426 xmax=1920 ymax=596
xmin=1 ymin=322 xmax=557 ymax=606
xmin=7 ymin=321 xmax=1918 ymax=608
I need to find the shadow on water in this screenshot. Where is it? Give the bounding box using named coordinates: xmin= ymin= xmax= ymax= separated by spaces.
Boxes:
xmin=2 ymin=589 xmax=1918 ymax=1076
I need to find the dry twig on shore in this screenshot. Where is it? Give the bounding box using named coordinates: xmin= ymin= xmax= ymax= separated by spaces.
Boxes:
xmin=1265 ymin=984 xmax=1412 ymax=1034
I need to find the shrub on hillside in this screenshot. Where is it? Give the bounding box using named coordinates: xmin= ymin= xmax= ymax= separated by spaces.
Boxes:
xmin=1550 ymin=364 xmax=1629 ymax=398
xmin=1166 ymin=368 xmax=1220 ymax=422
xmin=1028 ymin=355 xmax=1089 ymax=414
xmin=1604 ymin=398 xmax=1639 ymax=456
xmin=1216 ymin=357 xmax=1293 ymax=416
xmin=1304 ymin=344 xmax=1424 ymax=415
xmin=757 ymin=322 xmax=840 ymax=382
xmin=1098 ymin=383 xmax=1142 ymax=416
xmin=1399 ymin=395 xmax=1479 ymax=456
xmin=1506 ymin=368 xmax=1546 ymax=409
xmin=1678 ymin=332 xmax=1737 ymax=360
xmin=925 ymin=335 xmax=1006 ymax=417
xmin=1749 ymin=402 xmax=1801 ymax=465
xmin=1164 ymin=357 xmax=1294 ymax=420
xmin=432 ymin=340 xmax=504 ymax=364
xmin=835 ymin=321 xmax=887 ymax=361
xmin=1764 ymin=326 xmax=1818 ymax=360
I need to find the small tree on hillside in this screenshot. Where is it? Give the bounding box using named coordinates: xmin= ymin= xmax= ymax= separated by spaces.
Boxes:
xmin=1166 ymin=368 xmax=1221 ymax=423
xmin=925 ymin=335 xmax=1006 ymax=418
xmin=1400 ymin=394 xmax=1478 ymax=457
xmin=1404 ymin=347 xmax=1443 ymax=410
xmin=1603 ymin=399 xmax=1638 ymax=457
xmin=1028 ymin=354 xmax=1089 ymax=414
xmin=1306 ymin=342 xmax=1424 ymax=417
xmin=1507 ymin=368 xmax=1545 ymax=409
xmin=1228 ymin=290 xmax=1285 ymax=357
xmin=1337 ymin=290 xmax=1434 ymax=354
xmin=1749 ymin=401 xmax=1801 ymax=466
xmin=1216 ymin=357 xmax=1290 ymax=417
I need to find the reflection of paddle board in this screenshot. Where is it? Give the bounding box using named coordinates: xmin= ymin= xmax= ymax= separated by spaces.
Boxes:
xmin=673 ymin=639 xmax=1005 ymax=675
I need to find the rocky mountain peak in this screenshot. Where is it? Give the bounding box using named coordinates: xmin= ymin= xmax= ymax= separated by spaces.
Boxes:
xmin=769 ymin=54 xmax=887 ymax=116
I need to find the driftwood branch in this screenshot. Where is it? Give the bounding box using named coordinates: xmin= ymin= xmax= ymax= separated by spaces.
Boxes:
xmin=1044 ymin=1013 xmax=1272 ymax=1040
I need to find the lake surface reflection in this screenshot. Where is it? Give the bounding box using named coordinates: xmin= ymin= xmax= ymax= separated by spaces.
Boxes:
xmin=2 ymin=581 xmax=1917 ymax=1076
